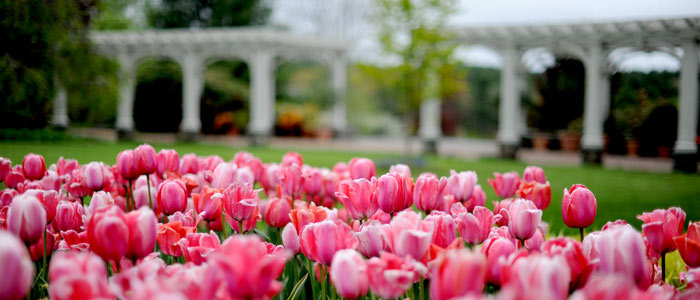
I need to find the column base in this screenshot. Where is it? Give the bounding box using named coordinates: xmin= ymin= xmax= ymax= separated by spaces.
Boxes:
xmin=423 ymin=139 xmax=438 ymax=156
xmin=499 ymin=144 xmax=518 ymax=159
xmin=673 ymin=153 xmax=698 ymax=173
xmin=581 ymin=148 xmax=603 ymax=165
xmin=117 ymin=129 xmax=134 ymax=141
xmin=249 ymin=134 xmax=270 ymax=147
xmin=178 ymin=131 xmax=199 ymax=142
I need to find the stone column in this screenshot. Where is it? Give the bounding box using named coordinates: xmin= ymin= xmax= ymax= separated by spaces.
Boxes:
xmin=498 ymin=45 xmax=522 ymax=158
xmin=51 ymin=83 xmax=69 ymax=129
xmin=116 ymin=55 xmax=136 ymax=140
xmin=419 ymin=71 xmax=441 ymax=155
xmin=248 ymin=51 xmax=275 ymax=144
xmin=181 ymin=53 xmax=203 ymax=140
xmin=332 ymin=53 xmax=349 ymax=137
xmin=674 ymin=40 xmax=699 ymax=172
xmin=581 ymin=42 xmax=604 ymax=164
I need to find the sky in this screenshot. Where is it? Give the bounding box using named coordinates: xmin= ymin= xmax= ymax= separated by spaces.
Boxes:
xmin=271 ymin=0 xmax=700 ymax=72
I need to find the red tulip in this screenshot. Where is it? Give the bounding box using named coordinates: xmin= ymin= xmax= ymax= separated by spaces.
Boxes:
xmin=156 ymin=149 xmax=180 ymax=178
xmin=0 ymin=231 xmax=34 ymax=300
xmin=348 ymin=157 xmax=375 ymax=180
xmin=289 ymin=202 xmax=329 ymax=234
xmin=179 ymin=231 xmax=220 ymax=265
xmin=637 ymin=207 xmax=686 ymax=254
xmin=354 ymin=221 xmax=385 ymax=257
xmin=157 ymin=179 xmax=188 ymax=215
xmin=134 ymin=144 xmax=157 ymax=175
xmin=562 ymin=184 xmax=597 ymax=229
xmin=430 ymin=249 xmax=487 ymax=300
xmin=26 ymin=189 xmax=58 ymax=223
xmin=222 ymin=182 xmax=260 ymax=222
xmin=488 ymin=171 xmax=521 ymax=198
xmin=424 ymin=211 xmax=456 ymax=248
xmin=211 ymin=162 xmax=237 ymax=189
xmin=210 ymin=235 xmax=287 ymax=299
xmin=674 ymin=222 xmax=700 ymax=268
xmin=303 ymin=166 xmax=324 ymax=196
xmin=501 ymin=199 xmax=542 ymax=241
xmin=0 ymin=189 xmax=17 ymax=208
xmin=48 ymin=251 xmax=113 ymax=300
xmin=336 ymin=177 xmax=379 ymax=220
xmin=40 ymin=170 xmax=61 ymax=191
xmin=413 ymin=172 xmax=448 ymax=213
xmin=282 ymin=223 xmax=300 ymax=254
xmin=193 ymin=186 xmax=223 ymax=222
xmin=382 ymin=210 xmax=434 ymax=260
xmin=261 ymin=196 xmax=291 ymax=228
xmin=331 ymin=249 xmax=369 ymax=299
xmin=542 ymin=237 xmax=594 ymax=290
xmin=125 ymin=207 xmax=157 ymax=260
xmin=595 ymin=225 xmax=653 ymax=289
xmin=453 ymin=204 xmax=498 ymax=245
xmin=366 ymin=252 xmax=427 ymax=299
xmin=56 ymin=157 xmax=79 ymax=177
xmin=517 ymin=180 xmax=551 ymax=210
xmin=377 ymin=172 xmax=414 ymax=215
xmin=7 ymin=193 xmax=47 ymax=244
xmin=87 ymin=205 xmax=129 ymax=261
xmin=492 ymin=198 xmax=513 ymax=227
xmin=482 ymin=228 xmax=517 ymax=285
xmin=523 ymin=166 xmax=546 ymax=184
xmin=117 ymin=150 xmax=139 ymax=181
xmin=501 ymin=253 xmax=571 ymax=300
xmin=54 ymin=200 xmax=84 ymax=232
xmin=22 ymin=153 xmax=46 ymax=180
xmin=66 ymin=169 xmax=90 ymax=199
xmin=180 ymin=153 xmax=199 ymax=175
xmin=157 ymin=221 xmax=196 ymax=257
xmin=0 ymin=157 xmax=11 ymax=183
xmin=279 ymin=164 xmax=304 ymax=199
xmin=282 ymin=151 xmax=303 ymax=167
xmin=300 ymin=219 xmax=358 ymax=265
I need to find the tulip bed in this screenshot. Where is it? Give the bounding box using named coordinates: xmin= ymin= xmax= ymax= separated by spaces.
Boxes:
xmin=0 ymin=144 xmax=699 ymax=300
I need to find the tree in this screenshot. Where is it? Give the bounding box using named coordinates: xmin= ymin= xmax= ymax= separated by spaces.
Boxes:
xmin=147 ymin=0 xmax=270 ymax=28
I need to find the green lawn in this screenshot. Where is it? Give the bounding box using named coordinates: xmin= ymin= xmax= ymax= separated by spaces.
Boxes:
xmin=1 ymin=139 xmax=699 ymax=236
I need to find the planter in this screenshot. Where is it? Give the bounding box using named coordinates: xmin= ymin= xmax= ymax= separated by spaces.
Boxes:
xmin=657 ymin=146 xmax=672 ymax=158
xmin=558 ymin=132 xmax=581 ymax=152
xmin=532 ymin=134 xmax=550 ymax=152
xmin=626 ymin=139 xmax=640 ymax=157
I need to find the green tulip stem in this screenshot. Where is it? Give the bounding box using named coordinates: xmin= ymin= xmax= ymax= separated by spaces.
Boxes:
xmin=146 ymin=174 xmax=153 ymax=209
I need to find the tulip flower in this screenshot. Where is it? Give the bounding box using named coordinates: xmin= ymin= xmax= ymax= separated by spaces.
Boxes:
xmin=236 ymin=166 xmax=255 ymax=185
xmin=424 ymin=211 xmax=456 ymax=248
xmin=568 ymin=275 xmax=644 ymax=300
xmin=562 ymin=184 xmax=597 ymax=240
xmin=282 ymin=151 xmax=303 ymax=167
xmin=517 ymin=180 xmax=551 ymax=210
xmin=331 ymin=249 xmax=369 ymax=299
xmin=66 ymin=169 xmax=91 ymax=200
xmin=260 ymin=163 xmax=281 ymax=196
xmin=501 ymin=199 xmax=542 ymax=243
xmin=84 ymin=162 xmax=106 ymax=191
xmin=290 ymin=202 xmax=329 ymax=234
xmin=117 ymin=150 xmax=139 ymax=181
xmin=488 ymin=171 xmax=521 ymax=198
xmin=595 ymin=225 xmax=653 ymax=289
xmin=389 ymin=163 xmax=411 ymax=177
xmin=28 ymin=229 xmax=54 ymax=261
xmin=0 ymin=231 xmax=34 ymax=300
xmin=211 ymin=162 xmax=237 ymax=189
xmin=133 ymin=185 xmax=158 ymax=212
xmin=354 ymin=221 xmax=385 ymax=257
xmin=366 ymin=252 xmax=427 ymax=299
xmin=674 ymin=221 xmax=700 ymax=268
xmin=48 ymin=251 xmax=113 ymax=300
xmin=134 ymin=144 xmax=157 ymax=175
xmin=224 ymin=205 xmax=260 ymax=234
xmin=453 ymin=204 xmax=498 ymax=245
xmin=178 ymin=231 xmax=220 ymax=265
xmin=501 ymin=253 xmax=571 ymax=300
xmin=7 ymin=193 xmax=47 ymax=244
xmin=282 ymin=223 xmax=300 ymax=254
xmin=637 ymin=207 xmax=686 ymax=280
xmin=336 ymin=177 xmax=379 ymax=220
xmin=430 ymin=249 xmax=487 ymax=300
xmin=87 ymin=205 xmax=129 ymax=262
xmin=193 ymin=186 xmax=223 ymax=222
xmin=22 ymin=153 xmax=46 ymax=180
xmin=157 ymin=221 xmax=196 ymax=257
xmin=348 ymin=157 xmax=376 ymax=180
xmin=482 ymin=229 xmax=517 ymax=285
xmin=382 ymin=210 xmax=434 ymax=260
xmin=222 ymin=182 xmax=260 ymax=222
xmin=26 ymin=189 xmax=58 ymax=223
xmin=542 ymin=237 xmax=594 ymax=290
xmin=0 ymin=157 xmax=11 ymax=183
xmin=523 ymin=166 xmax=546 ymax=183
xmin=209 ymin=235 xmax=288 ymax=299
xmin=413 ymin=172 xmax=448 ymax=213
xmin=376 ymin=172 xmax=414 ymax=215
xmin=279 ymin=164 xmax=305 ymax=199
xmin=261 ymin=196 xmax=291 ymax=228
xmin=180 ymin=153 xmax=199 ymax=175
xmin=157 ymin=179 xmax=188 ymax=215
xmin=447 ymin=170 xmax=477 ymax=203
xmin=53 ymin=200 xmax=84 ymax=232
xmin=300 ymin=219 xmax=358 ymax=265
xmin=459 ymin=184 xmax=485 ymax=212
xmin=4 ymin=166 xmax=24 ymax=189
xmin=233 ymin=151 xmax=264 ymax=181
xmin=125 ymin=207 xmax=157 ymax=260
xmin=156 ymin=149 xmax=180 ymax=178
xmin=0 ymin=188 xmax=17 ymax=208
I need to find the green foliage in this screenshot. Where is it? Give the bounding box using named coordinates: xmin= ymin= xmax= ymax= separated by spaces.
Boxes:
xmin=147 ymin=0 xmax=271 ymax=28
xmin=133 ymin=60 xmax=183 ymax=132
xmin=201 ymin=61 xmax=250 ymax=134
xmin=529 ymin=58 xmax=586 ymax=133
xmin=93 ymin=0 xmax=140 ymax=30
xmin=0 ymin=128 xmax=74 ymax=142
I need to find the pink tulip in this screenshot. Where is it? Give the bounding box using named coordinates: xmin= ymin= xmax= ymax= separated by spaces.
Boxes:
xmin=282 ymin=223 xmax=300 ymax=254
xmin=225 ymin=205 xmax=260 ymax=234
xmin=233 ymin=151 xmax=264 ymax=181
xmin=180 ymin=153 xmax=199 ymax=175
xmin=377 ymin=172 xmax=414 ymax=214
xmin=430 ymin=249 xmax=487 ymax=300
xmin=525 ymin=227 xmax=545 ymax=252
xmin=66 ymin=169 xmax=90 ymax=199
xmin=366 ymin=252 xmax=427 ymax=299
xmin=382 ymin=210 xmax=434 ymax=260
xmin=682 ymin=267 xmax=700 ymax=289
xmin=210 ymin=235 xmax=287 ymax=299
xmin=0 ymin=189 xmax=17 ymax=208
xmin=40 ymin=170 xmax=61 ymax=191
xmin=501 ymin=199 xmax=542 ymax=241
xmin=453 ymin=204 xmax=498 ymax=245
xmin=235 ymin=166 xmax=255 ymax=186
xmin=88 ymin=191 xmax=115 ymax=213
xmin=222 ymin=182 xmax=260 ymax=222
xmin=56 ymin=157 xmax=79 ymax=176
xmin=133 ymin=185 xmax=158 ymax=211
xmin=488 ymin=171 xmax=521 ymax=198
xmin=0 ymin=231 xmax=34 ymax=300
xmin=331 ymin=249 xmax=369 ymax=299
xmin=125 ymin=207 xmax=157 ymax=260
xmin=26 ymin=189 xmax=58 ymax=223
xmin=199 ymin=155 xmax=224 ymax=172
xmin=492 ymin=198 xmax=513 ymax=226
xmin=134 ymin=144 xmax=157 ymax=175
xmin=349 ymin=157 xmax=376 ymax=180
xmin=179 ymin=231 xmax=220 ymax=265
xmin=303 ymin=167 xmax=324 ymax=199
xmin=424 ymin=211 xmax=456 ymax=248
xmin=459 ymin=184 xmax=485 ymax=212
xmin=7 ymin=193 xmax=47 ymax=244
xmin=336 ymin=177 xmax=379 ymax=220
xmin=4 ymin=166 xmax=24 ymax=189
xmin=54 ymin=200 xmax=84 ymax=232
xmin=193 ymin=186 xmax=223 ymax=222
xmin=523 ymin=166 xmax=546 ymax=183
xmin=354 ymin=221 xmax=386 ymax=257
xmin=22 ymin=153 xmax=46 ymax=180
xmin=517 ymin=181 xmax=551 ymax=210
xmin=157 ymin=221 xmax=196 ymax=257
xmin=117 ymin=150 xmax=139 ymax=181
xmin=542 ymin=237 xmax=594 ymax=290
xmin=0 ymin=157 xmax=11 ymax=183
xmin=300 ymin=219 xmax=358 ymax=265
xmin=83 ymin=162 xmax=105 ymax=191
xmin=568 ymin=275 xmax=643 ymax=300
xmin=282 ymin=151 xmax=303 ymax=167
xmin=413 ymin=172 xmax=448 ymax=213
xmin=87 ymin=205 xmax=129 ymax=261
xmin=447 ymin=170 xmax=477 ymax=203
xmin=157 ymin=179 xmax=188 ymax=215
xmin=674 ymin=221 xmax=700 ymax=268
xmin=389 ymin=163 xmax=411 ymax=177
xmin=482 ymin=228 xmax=517 ymax=284
xmin=260 ymin=163 xmax=281 ymax=196
xmin=500 ymin=253 xmax=571 ymax=300
xmin=289 ymin=202 xmax=329 ymax=234
xmin=156 ymin=149 xmax=180 ymax=178
xmin=596 ymin=225 xmax=653 ymax=289
xmin=562 ymin=184 xmax=597 ymax=229
xmin=637 ymin=207 xmax=686 ymax=254
xmin=48 ymin=251 xmax=113 ymax=300
xmin=211 ymin=162 xmax=237 ymax=189
xmin=261 ymin=197 xmax=291 ymax=228
xmin=279 ymin=164 xmax=305 ymax=199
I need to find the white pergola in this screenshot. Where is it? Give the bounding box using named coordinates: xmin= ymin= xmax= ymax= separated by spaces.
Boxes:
xmin=52 ymin=27 xmax=349 ymax=139
xmin=446 ymin=16 xmax=700 ymax=170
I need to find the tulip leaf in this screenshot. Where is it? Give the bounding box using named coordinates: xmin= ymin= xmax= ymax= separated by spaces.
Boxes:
xmin=287 ymin=273 xmax=308 ymax=300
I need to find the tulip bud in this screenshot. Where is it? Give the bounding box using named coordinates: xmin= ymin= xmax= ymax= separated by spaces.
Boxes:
xmin=157 ymin=179 xmax=188 ymax=215
xmin=180 ymin=153 xmax=199 ymax=175
xmin=125 ymin=207 xmax=157 ymax=260
xmin=54 ymin=200 xmax=84 ymax=232
xmin=117 ymin=150 xmax=139 ymax=181
xmin=87 ymin=205 xmax=129 ymax=261
xmin=348 ymin=158 xmax=375 ymax=180
xmin=134 ymin=144 xmax=157 ymax=175
xmin=262 ymin=197 xmax=291 ymax=228
xmin=517 ymin=181 xmax=551 ymax=210
xmin=0 ymin=231 xmax=34 ymax=300
xmin=282 ymin=151 xmax=303 ymax=167
xmin=424 ymin=211 xmax=456 ymax=248
xmin=336 ymin=178 xmax=379 ymax=220
xmin=388 ymin=163 xmax=411 ymax=177
xmin=22 ymin=153 xmax=46 ymax=180
xmin=193 ymin=186 xmax=223 ymax=222
xmin=413 ymin=173 xmax=448 ymax=213
xmin=453 ymin=204 xmax=498 ymax=245
xmin=222 ymin=182 xmax=260 ymax=222
xmin=502 ymin=199 xmax=542 ymax=241
xmin=331 ymin=249 xmax=369 ymax=299
xmin=354 ymin=222 xmax=385 ymax=257
xmin=377 ymin=172 xmax=413 ymax=215
xmin=211 ymin=163 xmax=237 ymax=189
xmin=301 ymin=219 xmax=358 ymax=265
xmin=488 ymin=171 xmax=521 ymax=198
xmin=7 ymin=193 xmax=47 ymax=244
xmin=282 ymin=223 xmax=300 ymax=254
xmin=156 ymin=149 xmax=180 ymax=178
xmin=447 ymin=170 xmax=477 ymax=203
xmin=523 ymin=166 xmax=546 ymax=183
xmin=562 ymin=184 xmax=597 ymax=229
xmin=0 ymin=157 xmax=12 ymax=183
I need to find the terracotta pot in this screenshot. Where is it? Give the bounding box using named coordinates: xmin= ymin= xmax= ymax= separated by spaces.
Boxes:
xmin=532 ymin=134 xmax=550 ymax=152
xmin=657 ymin=147 xmax=671 ymax=158
xmin=626 ymin=139 xmax=640 ymax=157
xmin=558 ymin=133 xmax=581 ymax=152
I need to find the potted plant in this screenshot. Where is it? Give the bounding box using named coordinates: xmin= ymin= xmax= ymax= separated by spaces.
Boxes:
xmin=558 ymin=118 xmax=582 ymax=152
xmin=532 ymin=132 xmax=551 ymax=152
xmin=614 ymin=103 xmax=652 ymax=157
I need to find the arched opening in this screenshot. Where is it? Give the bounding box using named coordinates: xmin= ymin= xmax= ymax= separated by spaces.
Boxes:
xmin=133 ymin=58 xmax=183 ymax=132
xmin=200 ymin=59 xmax=250 ymax=135
xmin=275 ymin=58 xmax=334 ymax=137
